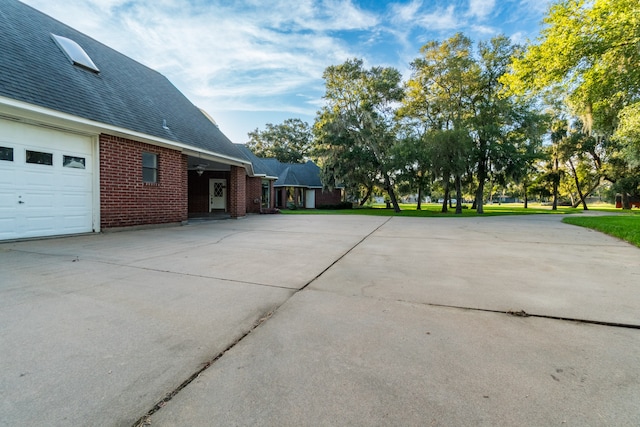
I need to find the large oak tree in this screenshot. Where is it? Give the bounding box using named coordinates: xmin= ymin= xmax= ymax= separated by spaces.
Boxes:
xmin=314 ymin=59 xmax=404 ymax=211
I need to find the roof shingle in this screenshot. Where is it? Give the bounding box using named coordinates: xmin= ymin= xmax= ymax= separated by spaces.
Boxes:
xmin=0 ymin=0 xmax=246 ymax=161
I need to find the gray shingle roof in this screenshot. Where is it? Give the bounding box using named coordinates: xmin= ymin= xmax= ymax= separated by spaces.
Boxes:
xmin=258 ymin=157 xmax=323 ymax=188
xmin=0 ymin=0 xmax=246 ymax=161
xmin=234 ymin=145 xmax=278 ymax=177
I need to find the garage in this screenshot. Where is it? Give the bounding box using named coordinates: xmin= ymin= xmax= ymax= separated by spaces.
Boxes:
xmin=0 ymin=118 xmax=96 ymax=240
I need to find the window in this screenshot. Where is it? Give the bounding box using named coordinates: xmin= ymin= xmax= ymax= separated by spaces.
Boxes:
xmin=0 ymin=146 xmax=13 ymax=161
xmin=142 ymin=152 xmax=158 ymax=183
xmin=51 ymin=33 xmax=100 ymax=73
xmin=26 ymin=150 xmax=53 ymax=165
xmin=63 ymin=155 xmax=86 ymax=169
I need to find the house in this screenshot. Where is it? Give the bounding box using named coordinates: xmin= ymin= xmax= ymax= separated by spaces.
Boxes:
xmin=233 ymin=145 xmax=279 ymax=214
xmin=0 ymin=0 xmax=264 ymax=240
xmin=615 ymin=194 xmax=640 ymax=209
xmin=235 ymin=146 xmax=343 ymax=209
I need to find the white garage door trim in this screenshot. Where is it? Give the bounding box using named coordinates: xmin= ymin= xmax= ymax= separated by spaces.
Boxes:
xmin=0 ymin=118 xmax=99 ymax=240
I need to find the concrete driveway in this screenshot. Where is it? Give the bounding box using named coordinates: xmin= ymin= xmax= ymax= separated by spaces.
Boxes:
xmin=1 ymin=214 xmax=639 ymax=426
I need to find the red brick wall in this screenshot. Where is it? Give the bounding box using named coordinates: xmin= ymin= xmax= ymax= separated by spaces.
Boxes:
xmin=245 ymin=176 xmax=263 ymax=213
xmin=315 ymin=188 xmax=343 ymax=206
xmin=100 ymin=134 xmax=187 ymax=228
xmin=228 ymin=166 xmax=246 ymax=218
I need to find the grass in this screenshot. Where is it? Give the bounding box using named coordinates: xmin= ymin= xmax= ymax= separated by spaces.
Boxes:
xmin=280 ymin=202 xmax=623 ymax=218
xmin=562 ymin=214 xmax=640 ymax=248
xmin=282 ymin=201 xmax=640 ymax=247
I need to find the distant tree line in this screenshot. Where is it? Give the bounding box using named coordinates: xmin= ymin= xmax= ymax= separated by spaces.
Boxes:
xmin=248 ymin=0 xmax=639 ymax=212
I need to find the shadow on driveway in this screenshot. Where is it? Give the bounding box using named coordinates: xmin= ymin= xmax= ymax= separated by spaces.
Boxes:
xmin=1 ymin=214 xmax=639 ymax=426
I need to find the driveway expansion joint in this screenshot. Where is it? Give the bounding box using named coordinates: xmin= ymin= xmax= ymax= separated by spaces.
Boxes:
xmin=132 ymin=310 xmax=275 ymax=427
xmin=131 ymin=217 xmax=392 ymax=426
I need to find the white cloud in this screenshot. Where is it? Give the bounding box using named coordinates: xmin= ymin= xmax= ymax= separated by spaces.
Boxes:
xmin=509 ymin=31 xmax=528 ymax=45
xmin=22 ymin=0 xmax=362 ymax=115
xmin=520 ymin=0 xmax=553 ymax=14
xmin=416 ymin=5 xmax=459 ymax=31
xmin=470 ymin=24 xmax=497 ymax=35
xmin=19 ymin=0 xmax=549 ymax=143
xmin=468 ymin=0 xmax=496 ymax=19
xmin=389 ymin=0 xmax=423 ymax=25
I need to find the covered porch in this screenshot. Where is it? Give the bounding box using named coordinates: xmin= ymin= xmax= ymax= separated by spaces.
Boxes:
xmin=186 ymin=156 xmax=248 ymax=218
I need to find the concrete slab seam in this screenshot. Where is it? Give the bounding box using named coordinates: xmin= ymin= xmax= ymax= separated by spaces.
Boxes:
xmin=296 ymin=217 xmax=393 ymax=293
xmin=3 ymin=247 xmax=295 ymax=291
xmin=131 ymin=311 xmax=275 ymax=427
xmin=132 ymin=217 xmax=392 ymax=426
xmin=92 ymin=261 xmax=297 ymax=291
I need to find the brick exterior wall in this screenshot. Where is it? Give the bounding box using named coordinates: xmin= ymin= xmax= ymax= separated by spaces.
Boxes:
xmin=315 ymin=188 xmax=343 ymax=206
xmin=99 ymin=134 xmax=187 ymax=229
xmin=228 ymin=165 xmax=246 ymax=218
xmin=274 ymin=187 xmax=342 ymax=209
xmin=245 ymin=176 xmax=263 ymax=214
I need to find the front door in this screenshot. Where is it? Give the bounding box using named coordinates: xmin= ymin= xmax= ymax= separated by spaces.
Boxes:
xmin=209 ymin=178 xmax=227 ymax=211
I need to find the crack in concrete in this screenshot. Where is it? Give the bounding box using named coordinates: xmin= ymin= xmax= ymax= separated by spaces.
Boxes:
xmin=2 ymin=230 xmax=245 ymax=264
xmin=297 ymin=217 xmax=393 ymax=292
xmin=131 ymin=217 xmax=393 ymax=426
xmin=95 ymin=260 xmax=298 ymax=291
xmin=406 ymin=301 xmax=640 ymax=330
xmin=2 ymin=248 xmax=297 ymax=292
xmin=127 ymin=214 xmax=638 ymax=425
xmin=131 ymin=311 xmax=274 ymax=427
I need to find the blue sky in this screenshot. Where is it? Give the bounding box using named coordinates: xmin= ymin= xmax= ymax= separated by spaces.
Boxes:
xmin=22 ymin=0 xmax=551 ymax=144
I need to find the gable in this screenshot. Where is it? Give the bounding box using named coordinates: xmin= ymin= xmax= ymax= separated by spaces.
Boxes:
xmin=0 ymin=1 xmax=245 ymax=162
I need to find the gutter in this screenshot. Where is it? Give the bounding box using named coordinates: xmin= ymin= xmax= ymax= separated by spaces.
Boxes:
xmin=0 ymin=96 xmax=253 ymax=170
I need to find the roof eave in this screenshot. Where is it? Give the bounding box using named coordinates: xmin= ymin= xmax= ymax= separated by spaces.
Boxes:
xmin=0 ymin=96 xmax=252 ymax=168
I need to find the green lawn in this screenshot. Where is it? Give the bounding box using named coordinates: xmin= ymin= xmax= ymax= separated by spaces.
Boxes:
xmin=280 ymin=202 xmax=622 ymax=218
xmin=281 ymin=202 xmax=640 ymax=247
xmin=562 ymin=214 xmax=640 ymax=248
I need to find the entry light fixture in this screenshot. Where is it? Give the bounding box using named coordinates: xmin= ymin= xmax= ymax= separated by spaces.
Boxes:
xmin=195 ymin=164 xmax=206 ymax=176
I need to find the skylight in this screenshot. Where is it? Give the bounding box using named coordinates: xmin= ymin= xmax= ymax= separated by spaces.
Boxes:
xmin=51 ymin=34 xmax=99 ymax=73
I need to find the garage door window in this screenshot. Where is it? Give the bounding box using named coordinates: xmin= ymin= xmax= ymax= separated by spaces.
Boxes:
xmin=26 ymin=150 xmax=53 ymax=165
xmin=0 ymin=146 xmax=13 ymax=161
xmin=63 ymin=155 xmax=86 ymax=169
xmin=142 ymin=152 xmax=158 ymax=183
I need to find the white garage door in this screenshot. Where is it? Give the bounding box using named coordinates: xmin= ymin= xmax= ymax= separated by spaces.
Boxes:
xmin=305 ymin=189 xmax=315 ymax=209
xmin=0 ymin=119 xmax=95 ymax=240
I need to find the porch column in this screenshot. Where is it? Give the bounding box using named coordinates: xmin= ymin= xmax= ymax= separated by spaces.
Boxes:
xmin=229 ymin=165 xmax=246 ymax=218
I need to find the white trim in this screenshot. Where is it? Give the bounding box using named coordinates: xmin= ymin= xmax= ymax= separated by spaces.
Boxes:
xmin=0 ymin=96 xmax=252 ymax=168
xmin=92 ymin=135 xmax=101 ymax=233
xmin=247 ymin=173 xmax=278 ymax=180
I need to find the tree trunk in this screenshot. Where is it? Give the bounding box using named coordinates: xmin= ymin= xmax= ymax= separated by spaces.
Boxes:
xmin=417 ymin=184 xmax=423 ymax=210
xmin=622 ymin=193 xmax=631 ymax=210
xmin=571 ymin=180 xmax=600 ymax=208
xmin=455 ymin=174 xmax=463 ymax=215
xmin=568 ymin=159 xmax=588 ymax=210
xmin=441 ymin=181 xmax=449 ymax=213
xmin=552 ymin=155 xmax=559 ymax=211
xmin=384 ymin=173 xmax=401 ymax=213
xmin=359 ymin=185 xmax=373 ymax=206
xmin=475 ymin=157 xmax=486 ymax=214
